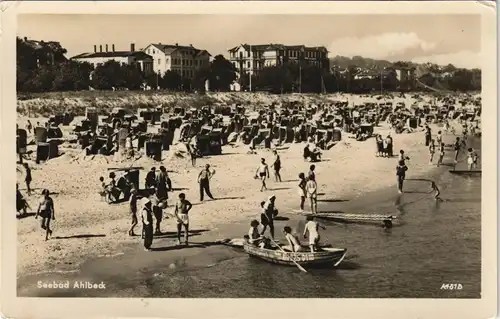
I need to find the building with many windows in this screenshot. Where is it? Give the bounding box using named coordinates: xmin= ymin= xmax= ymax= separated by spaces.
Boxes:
xmin=227 ymin=43 xmax=329 ymax=76
xmin=142 ymin=43 xmax=211 ymax=78
xmin=71 ymin=43 xmax=153 ymax=74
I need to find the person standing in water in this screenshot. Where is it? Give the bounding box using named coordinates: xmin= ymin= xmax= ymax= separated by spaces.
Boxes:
xmin=303 ymin=216 xmax=326 ymax=252
xmin=424 ymin=125 xmax=432 ymax=146
xmin=428 ymin=139 xmax=436 ymax=164
xmin=297 ymin=173 xmax=307 ymax=211
xmin=255 ymin=158 xmax=270 ymax=192
xmin=174 ymin=192 xmax=192 ymax=246
xmin=198 ymin=164 xmax=215 ymax=201
xmin=453 ymin=137 xmax=461 ymax=163
xmin=260 ymin=195 xmax=278 ymax=239
xmin=272 ymin=150 xmax=282 ymax=182
xmin=437 ymin=142 xmax=445 ymax=167
xmin=35 ymin=189 xmax=55 ymax=241
xmin=466 ymin=148 xmax=479 ymax=171
xmin=396 ymin=160 xmax=408 ymax=194
xmin=430 ymin=181 xmax=441 ymax=201
xmin=140 ymin=198 xmax=154 ymax=251
xmin=305 ymin=175 xmax=318 ymax=213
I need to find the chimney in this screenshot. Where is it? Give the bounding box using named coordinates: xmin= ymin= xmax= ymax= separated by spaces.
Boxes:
xmin=112 ymin=44 xmax=115 ymax=52
xmin=99 ymin=45 xmax=103 ymax=52
xmin=175 ymin=43 xmax=178 ymax=46
xmin=130 ymin=43 xmax=135 ymax=52
xmin=24 ymin=37 xmax=28 ymax=41
xmin=105 ymin=44 xmax=108 ymax=52
xmin=190 ymin=44 xmax=193 ymax=47
xmin=94 ymin=45 xmax=97 ymax=53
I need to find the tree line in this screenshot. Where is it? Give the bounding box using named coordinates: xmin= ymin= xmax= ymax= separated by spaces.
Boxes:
xmin=17 ymin=36 xmax=481 ymax=94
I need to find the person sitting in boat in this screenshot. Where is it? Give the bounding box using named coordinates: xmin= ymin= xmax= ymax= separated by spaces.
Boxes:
xmin=282 ymin=226 xmax=305 ymax=252
xmin=248 ymin=219 xmax=269 ymax=248
xmin=303 ymin=216 xmax=326 ymax=252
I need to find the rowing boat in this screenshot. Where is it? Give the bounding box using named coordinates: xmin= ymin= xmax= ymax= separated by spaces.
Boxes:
xmin=302 ymin=211 xmax=397 ymax=222
xmin=243 ymin=242 xmax=347 ymax=267
xmin=449 ymin=170 xmax=481 ymax=175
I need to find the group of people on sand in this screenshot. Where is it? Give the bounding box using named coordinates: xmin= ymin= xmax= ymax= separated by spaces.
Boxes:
xmin=138 ymin=192 xmax=193 ymax=251
xmin=246 ymin=215 xmax=326 ymax=253
xmin=375 ymin=134 xmax=394 ymax=157
xmin=254 ymin=150 xmax=282 ymax=192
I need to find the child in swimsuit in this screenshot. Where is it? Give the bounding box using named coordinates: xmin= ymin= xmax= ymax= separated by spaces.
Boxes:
xmin=437 ymin=143 xmax=445 ymax=167
xmin=428 ymin=139 xmax=436 ymax=164
xmin=303 ymin=216 xmax=326 ymax=252
xmin=430 ymin=181 xmax=441 ymax=201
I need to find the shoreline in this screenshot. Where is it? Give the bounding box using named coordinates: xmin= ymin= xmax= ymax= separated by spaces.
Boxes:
xmin=16 ymin=159 xmax=456 ymax=296
xmin=16 ymin=122 xmax=455 ymax=278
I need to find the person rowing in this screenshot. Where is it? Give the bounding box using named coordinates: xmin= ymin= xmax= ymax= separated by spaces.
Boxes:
xmin=282 ymin=226 xmax=305 ymax=252
xmin=303 ymin=215 xmax=326 ymax=252
xmin=248 ymin=219 xmax=269 ymax=248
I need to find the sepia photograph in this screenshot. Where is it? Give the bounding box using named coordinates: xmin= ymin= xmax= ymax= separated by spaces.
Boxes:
xmin=0 ymin=1 xmax=497 ymax=319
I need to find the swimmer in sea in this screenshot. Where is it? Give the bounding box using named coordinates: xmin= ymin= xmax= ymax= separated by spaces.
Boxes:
xmin=430 ymin=181 xmax=441 ymax=201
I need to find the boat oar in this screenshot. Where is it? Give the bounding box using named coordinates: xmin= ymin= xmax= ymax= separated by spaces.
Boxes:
xmin=269 ymin=238 xmax=308 ymax=273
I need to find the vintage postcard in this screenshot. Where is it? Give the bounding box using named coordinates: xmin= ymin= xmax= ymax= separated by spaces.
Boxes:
xmin=0 ymin=1 xmax=497 ymax=319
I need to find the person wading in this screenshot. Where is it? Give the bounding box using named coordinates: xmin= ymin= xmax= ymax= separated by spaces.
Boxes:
xmin=198 ymin=164 xmax=215 ymax=201
xmin=255 ymin=158 xmax=270 ymax=192
xmin=297 ymin=172 xmax=307 ymax=211
xmin=453 ymin=137 xmax=461 ymax=163
xmin=305 ymin=175 xmax=318 ymax=213
xmin=260 ymin=195 xmax=278 ymax=239
xmin=396 ymin=160 xmax=408 ymax=194
xmin=174 ymin=193 xmax=192 ymax=246
xmin=424 ymin=125 xmax=432 ymax=146
xmin=272 ymin=150 xmax=282 ymax=182
xmin=140 ymin=198 xmax=154 ymax=251
xmin=35 ymin=189 xmax=55 ymax=241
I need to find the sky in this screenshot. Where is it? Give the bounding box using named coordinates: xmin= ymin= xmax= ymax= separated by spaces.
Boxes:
xmin=18 ymin=14 xmax=481 ymax=69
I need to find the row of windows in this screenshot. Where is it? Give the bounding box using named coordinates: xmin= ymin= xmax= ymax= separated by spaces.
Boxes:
xmin=147 ymin=48 xmax=196 ymax=56
xmin=232 ymin=59 xmax=323 ymax=69
xmin=232 ymin=50 xmax=324 ymax=59
xmin=154 ymin=58 xmax=207 ymax=66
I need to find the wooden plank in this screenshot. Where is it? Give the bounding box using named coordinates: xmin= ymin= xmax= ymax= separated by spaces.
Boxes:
xmin=107 ymin=166 xmax=144 ymax=171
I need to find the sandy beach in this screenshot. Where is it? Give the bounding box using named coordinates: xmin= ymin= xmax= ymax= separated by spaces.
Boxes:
xmin=16 ymin=92 xmax=474 ymax=277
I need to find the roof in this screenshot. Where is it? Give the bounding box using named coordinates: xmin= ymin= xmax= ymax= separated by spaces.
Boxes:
xmin=71 ymin=51 xmax=152 ymax=61
xmin=147 ymin=43 xmax=212 ymax=57
xmin=228 ymin=44 xmax=328 ymax=53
